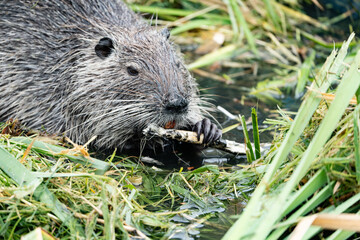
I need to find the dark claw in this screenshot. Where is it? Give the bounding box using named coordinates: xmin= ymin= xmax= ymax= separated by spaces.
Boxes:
xmin=194 ymin=121 xmax=202 ymax=140
xmin=202 ymin=118 xmax=211 ymax=142
xmin=192 ymin=118 xmax=222 ymax=144
xmin=214 ymin=129 xmax=222 ymax=142
xmin=205 ymin=123 xmax=217 ymax=143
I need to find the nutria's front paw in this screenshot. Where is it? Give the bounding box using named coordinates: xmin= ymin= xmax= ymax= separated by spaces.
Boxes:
xmin=193 ymin=118 xmax=222 ymax=144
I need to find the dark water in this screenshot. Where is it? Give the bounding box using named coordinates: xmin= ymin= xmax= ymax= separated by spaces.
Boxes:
xmin=197 ymin=76 xmax=275 ymax=141
xmin=196 ymin=71 xmax=299 ymax=149
xmin=303 ymin=0 xmax=360 ymax=36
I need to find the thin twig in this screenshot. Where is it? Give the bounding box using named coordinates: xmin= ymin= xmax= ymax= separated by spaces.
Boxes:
xmin=143 ymin=124 xmax=271 ymax=156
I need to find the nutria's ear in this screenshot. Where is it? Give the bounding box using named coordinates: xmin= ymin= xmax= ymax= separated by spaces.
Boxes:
xmin=95 ymin=37 xmax=114 ymax=59
xmin=161 ymin=28 xmax=170 ymax=40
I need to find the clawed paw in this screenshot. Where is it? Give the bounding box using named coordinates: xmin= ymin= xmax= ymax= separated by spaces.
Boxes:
xmin=193 ymin=118 xmax=222 ymax=144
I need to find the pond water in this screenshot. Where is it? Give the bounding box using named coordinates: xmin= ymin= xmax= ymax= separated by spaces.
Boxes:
xmin=193 ymin=69 xmax=302 ymax=167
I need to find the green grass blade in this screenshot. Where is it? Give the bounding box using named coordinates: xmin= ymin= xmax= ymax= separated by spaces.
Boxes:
xmin=228 ymin=0 xmax=258 ymax=55
xmin=262 ymin=0 xmax=281 ymax=30
xmin=327 ymin=230 xmax=357 ymax=240
xmin=101 ymin=185 xmax=113 ymax=239
xmin=354 ymin=105 xmax=360 ymax=184
xmin=223 ymin=0 xmax=239 ymax=40
xmin=300 ymin=30 xmax=358 ymax=48
xmin=0 ymin=146 xmax=40 ymax=186
xmin=187 ymin=44 xmax=245 ymax=70
xmin=170 ymin=19 xmax=227 ymax=35
xmin=240 ymin=115 xmax=255 ymax=162
xmin=251 ymin=108 xmax=261 ymax=159
xmin=11 ymin=137 xmax=110 ymax=173
xmin=356 ymin=85 xmax=360 ymax=103
xmin=295 ymin=50 xmax=316 ymax=98
xmin=223 ymin=33 xmax=355 ymax=240
xmin=130 ymin=4 xmax=197 ymax=17
xmin=130 ymin=4 xmax=230 ymax=22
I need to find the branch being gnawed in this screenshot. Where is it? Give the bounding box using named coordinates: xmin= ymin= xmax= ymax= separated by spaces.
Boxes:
xmin=143 ymin=124 xmax=271 ymax=156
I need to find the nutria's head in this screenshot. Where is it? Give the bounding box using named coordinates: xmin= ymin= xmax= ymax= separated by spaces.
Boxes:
xmin=65 ymin=26 xmax=207 ymax=148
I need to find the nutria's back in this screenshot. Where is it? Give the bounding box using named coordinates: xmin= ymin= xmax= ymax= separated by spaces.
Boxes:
xmin=0 ymin=0 xmax=220 ymax=150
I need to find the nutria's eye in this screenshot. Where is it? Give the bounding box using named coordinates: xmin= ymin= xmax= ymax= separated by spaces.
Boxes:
xmin=127 ymin=66 xmax=139 ymax=76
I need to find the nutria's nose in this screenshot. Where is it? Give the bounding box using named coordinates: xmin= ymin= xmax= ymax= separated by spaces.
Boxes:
xmin=164 ymin=97 xmax=189 ymax=114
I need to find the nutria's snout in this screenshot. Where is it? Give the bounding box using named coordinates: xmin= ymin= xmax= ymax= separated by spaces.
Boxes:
xmin=163 ymin=96 xmax=189 ymax=115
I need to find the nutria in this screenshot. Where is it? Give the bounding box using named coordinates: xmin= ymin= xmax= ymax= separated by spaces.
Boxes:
xmin=0 ymin=0 xmax=221 ymax=151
